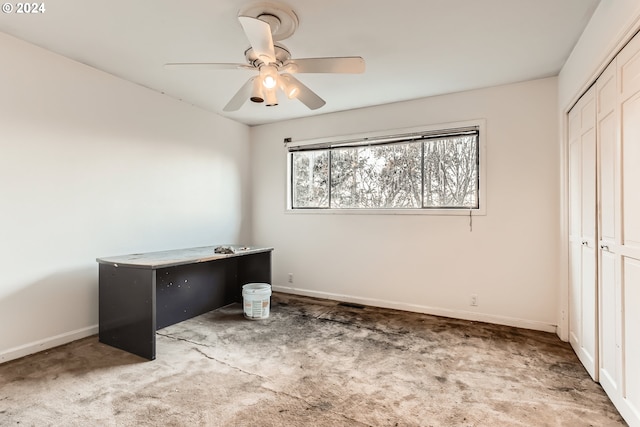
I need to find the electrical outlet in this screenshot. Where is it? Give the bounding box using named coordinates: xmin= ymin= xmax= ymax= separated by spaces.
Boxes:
xmin=470 ymin=294 xmax=478 ymax=307
xmin=288 ymin=273 xmax=293 ymax=283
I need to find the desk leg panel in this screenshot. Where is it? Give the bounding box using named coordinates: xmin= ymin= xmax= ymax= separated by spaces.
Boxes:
xmin=99 ymin=264 xmax=156 ymax=360
xmin=156 ymin=259 xmax=237 ymax=330
xmin=237 ymin=252 xmax=272 ymax=301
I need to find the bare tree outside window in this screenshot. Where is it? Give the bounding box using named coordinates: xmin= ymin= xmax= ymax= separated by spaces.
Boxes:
xmin=290 ymin=129 xmax=479 ymax=210
xmin=423 ymin=136 xmax=478 ymax=208
xmin=331 ymin=143 xmax=422 ymax=208
xmin=292 ymin=150 xmax=329 ymax=208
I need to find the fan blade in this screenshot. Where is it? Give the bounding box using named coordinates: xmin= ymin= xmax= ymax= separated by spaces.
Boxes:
xmin=282 ymin=74 xmax=326 ymax=110
xmin=165 ymin=62 xmax=253 ymax=71
xmin=223 ymin=77 xmax=256 ymax=112
xmin=238 ymin=16 xmax=276 ymax=64
xmin=283 ymin=57 xmax=365 ymax=74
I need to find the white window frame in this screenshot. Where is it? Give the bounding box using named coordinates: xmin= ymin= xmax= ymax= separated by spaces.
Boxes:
xmin=285 ymin=119 xmax=487 ymax=215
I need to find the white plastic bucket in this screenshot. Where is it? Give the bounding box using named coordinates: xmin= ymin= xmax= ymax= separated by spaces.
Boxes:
xmin=242 ymin=283 xmax=271 ymax=320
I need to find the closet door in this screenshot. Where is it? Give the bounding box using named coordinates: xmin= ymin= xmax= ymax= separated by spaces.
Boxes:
xmin=616 ymin=31 xmax=640 ymax=424
xmin=568 ymin=87 xmax=598 ymax=380
xmin=596 ymin=60 xmax=621 ymax=398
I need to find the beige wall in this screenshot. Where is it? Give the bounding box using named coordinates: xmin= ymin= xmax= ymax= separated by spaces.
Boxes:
xmin=0 ymin=33 xmax=251 ymax=362
xmin=251 ymin=77 xmax=559 ymax=332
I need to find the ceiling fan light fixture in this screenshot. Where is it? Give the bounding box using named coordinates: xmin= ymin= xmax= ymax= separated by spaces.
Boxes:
xmin=260 ymin=64 xmax=278 ymax=89
xmin=285 ymin=86 xmax=299 ymax=99
xmin=263 ymin=75 xmax=277 ymax=89
xmin=168 ymin=3 xmax=364 ymax=113
xmin=250 ymin=77 xmax=265 ymax=103
xmin=264 ymin=87 xmax=279 ymax=106
xmin=279 ymin=74 xmax=299 ymax=99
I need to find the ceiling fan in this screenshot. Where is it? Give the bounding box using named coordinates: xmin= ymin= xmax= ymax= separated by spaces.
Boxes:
xmin=165 ymin=2 xmax=365 ymax=112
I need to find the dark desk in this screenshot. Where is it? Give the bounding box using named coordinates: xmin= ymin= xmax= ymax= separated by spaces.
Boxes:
xmin=97 ymin=245 xmax=272 ymax=360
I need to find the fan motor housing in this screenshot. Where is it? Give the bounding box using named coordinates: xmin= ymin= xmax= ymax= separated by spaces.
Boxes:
xmin=244 ymin=44 xmax=291 ymax=69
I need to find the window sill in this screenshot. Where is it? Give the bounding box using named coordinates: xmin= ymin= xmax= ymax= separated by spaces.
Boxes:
xmin=285 ymin=207 xmax=486 ymax=216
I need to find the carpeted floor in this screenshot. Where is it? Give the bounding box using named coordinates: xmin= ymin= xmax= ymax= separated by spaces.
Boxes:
xmin=0 ymin=293 xmax=626 ymax=426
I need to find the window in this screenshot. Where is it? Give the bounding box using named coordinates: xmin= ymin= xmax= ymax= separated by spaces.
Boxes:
xmin=287 ymin=123 xmax=484 ymax=213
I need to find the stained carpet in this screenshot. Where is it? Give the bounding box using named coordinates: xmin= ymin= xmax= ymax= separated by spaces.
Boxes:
xmin=0 ymin=293 xmax=626 ymax=426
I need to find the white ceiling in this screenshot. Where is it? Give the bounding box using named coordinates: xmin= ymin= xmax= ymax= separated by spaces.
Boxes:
xmin=0 ymin=0 xmax=600 ymax=126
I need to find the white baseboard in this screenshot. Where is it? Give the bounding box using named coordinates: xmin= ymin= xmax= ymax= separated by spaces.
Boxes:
xmin=0 ymin=325 xmax=98 ymax=364
xmin=273 ymin=286 xmax=557 ymax=334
